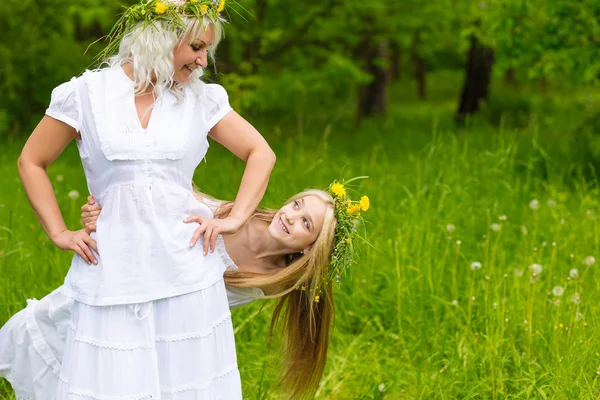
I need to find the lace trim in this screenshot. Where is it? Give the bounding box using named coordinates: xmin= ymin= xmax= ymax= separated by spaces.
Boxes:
xmin=215 ymin=235 xmax=238 ymax=271
xmin=57 ymin=366 xmax=238 ymax=399
xmin=155 ymin=312 xmax=231 ymax=342
xmin=74 ymin=336 xmax=155 ymax=351
xmin=161 ymin=364 xmax=239 ymax=394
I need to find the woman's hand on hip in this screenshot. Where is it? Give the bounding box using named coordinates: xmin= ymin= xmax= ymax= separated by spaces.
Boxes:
xmin=81 ymin=196 xmax=102 ymax=233
xmin=184 ymin=215 xmax=246 ymax=256
xmin=51 ymin=229 xmax=98 ymax=265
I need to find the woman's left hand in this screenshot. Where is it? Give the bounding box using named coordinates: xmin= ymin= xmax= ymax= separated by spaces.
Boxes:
xmin=184 ymin=215 xmax=246 ymax=255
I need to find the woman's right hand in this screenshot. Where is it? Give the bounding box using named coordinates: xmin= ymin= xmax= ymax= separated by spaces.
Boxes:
xmin=81 ymin=196 xmax=102 ymax=233
xmin=51 ymin=229 xmax=98 ymax=265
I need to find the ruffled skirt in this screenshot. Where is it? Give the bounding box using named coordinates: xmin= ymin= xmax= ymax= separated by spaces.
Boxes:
xmin=0 ymin=281 xmax=242 ymax=400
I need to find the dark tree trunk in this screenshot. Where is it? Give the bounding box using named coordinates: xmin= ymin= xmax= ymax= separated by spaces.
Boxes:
xmin=390 ymin=41 xmax=401 ymax=81
xmin=242 ymin=0 xmax=267 ymax=74
xmin=503 ymin=67 xmax=517 ymax=86
xmin=357 ymin=40 xmax=391 ymax=122
xmin=411 ymin=32 xmax=426 ymax=100
xmin=456 ymin=35 xmax=495 ymax=122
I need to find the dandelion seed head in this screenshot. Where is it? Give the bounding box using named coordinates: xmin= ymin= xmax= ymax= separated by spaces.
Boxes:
xmin=56 ymin=174 xmax=64 ymax=182
xmin=584 ymin=256 xmax=595 ymax=266
xmin=446 ymin=224 xmax=456 ymax=234
xmin=491 ymin=223 xmax=501 ymax=232
xmin=68 ymin=190 xmax=80 ymax=200
xmin=471 ymin=296 xmax=476 ymax=301
xmin=569 ymin=268 xmax=579 ymax=279
xmin=529 ymin=199 xmax=539 ymax=210
xmin=456 ymin=240 xmax=462 ymax=245
xmin=542 ymin=241 xmax=547 ymax=247
xmin=521 ymin=225 xmax=528 ymax=236
xmin=553 ymin=299 xmax=561 ymax=306
xmin=547 ymin=199 xmax=557 ymax=207
xmin=514 ymin=268 xmax=523 ymax=277
xmin=452 ymin=299 xmax=458 ymax=306
xmin=493 ymin=302 xmax=497 ymax=310
xmin=378 ymin=384 xmax=385 ymax=392
xmin=561 ymin=219 xmax=566 ymax=225
xmin=470 ymin=261 xmax=482 ymax=271
xmin=570 ymin=253 xmax=574 ymax=259
xmin=575 ymin=312 xmax=584 ymax=321
xmin=499 ymin=215 xmax=507 ymax=221
xmin=552 ymin=286 xmax=564 ymax=297
xmin=529 ymin=264 xmax=543 ymax=275
xmin=571 ymin=293 xmax=581 ymax=304
xmin=552 ymin=242 xmax=556 ymax=247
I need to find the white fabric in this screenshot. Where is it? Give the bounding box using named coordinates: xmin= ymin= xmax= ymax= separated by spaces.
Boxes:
xmin=45 ymin=66 xmax=234 ymax=306
xmin=0 ymin=283 xmax=242 ymax=399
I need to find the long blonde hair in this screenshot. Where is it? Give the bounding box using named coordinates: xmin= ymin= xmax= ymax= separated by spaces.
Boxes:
xmin=215 ymin=189 xmax=337 ymax=399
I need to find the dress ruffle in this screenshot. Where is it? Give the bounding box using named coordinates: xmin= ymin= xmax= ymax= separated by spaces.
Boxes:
xmin=0 ymin=281 xmax=242 ymax=399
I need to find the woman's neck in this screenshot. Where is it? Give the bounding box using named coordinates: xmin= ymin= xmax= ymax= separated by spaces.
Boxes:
xmin=223 ymin=218 xmax=292 ymax=272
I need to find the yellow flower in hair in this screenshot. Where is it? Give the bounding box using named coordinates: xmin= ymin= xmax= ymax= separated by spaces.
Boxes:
xmin=314 ymin=295 xmax=320 ymax=303
xmin=347 ymin=204 xmax=361 ymax=215
xmin=345 ymin=238 xmax=352 ymax=244
xmin=360 ymin=195 xmax=370 ymax=211
xmin=155 ymin=2 xmax=167 ymax=14
xmin=141 ymin=9 xmax=146 ymax=15
xmin=217 ymin=0 xmax=226 ymax=13
xmin=200 ymin=4 xmax=208 ymax=13
xmin=191 ymin=0 xmax=198 ymax=2
xmin=331 ymin=183 xmax=346 ymax=197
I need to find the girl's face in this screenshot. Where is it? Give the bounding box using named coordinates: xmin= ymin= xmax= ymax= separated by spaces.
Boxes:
xmin=172 ymin=27 xmax=214 ymax=83
xmin=268 ymin=196 xmax=329 ymax=252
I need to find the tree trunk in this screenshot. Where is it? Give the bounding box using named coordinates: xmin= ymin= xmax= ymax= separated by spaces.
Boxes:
xmin=411 ymin=32 xmax=426 ymax=100
xmin=456 ymin=35 xmax=495 ymax=122
xmin=390 ymin=41 xmax=401 ymax=81
xmin=357 ymin=40 xmax=391 ymax=122
xmin=503 ymin=67 xmax=517 ymax=86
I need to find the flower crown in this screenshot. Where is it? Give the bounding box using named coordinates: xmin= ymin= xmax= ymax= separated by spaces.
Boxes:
xmin=96 ymin=0 xmax=225 ymax=63
xmin=324 ymin=177 xmax=370 ymax=284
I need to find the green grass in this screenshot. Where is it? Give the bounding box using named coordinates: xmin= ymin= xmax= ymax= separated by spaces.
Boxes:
xmin=1 ymin=73 xmax=600 ymax=399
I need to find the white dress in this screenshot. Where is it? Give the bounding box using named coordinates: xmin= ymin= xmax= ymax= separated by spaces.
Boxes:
xmin=0 ymin=67 xmax=244 ymax=399
xmin=0 ymin=240 xmax=263 ymax=400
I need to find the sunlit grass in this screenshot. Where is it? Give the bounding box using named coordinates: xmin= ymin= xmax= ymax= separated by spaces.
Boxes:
xmin=1 ymin=76 xmax=599 ymax=398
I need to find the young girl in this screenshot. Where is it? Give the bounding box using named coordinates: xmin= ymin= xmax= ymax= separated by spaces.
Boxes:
xmin=1 ymin=182 xmax=370 ymax=399
xmin=0 ymin=0 xmax=275 ymax=398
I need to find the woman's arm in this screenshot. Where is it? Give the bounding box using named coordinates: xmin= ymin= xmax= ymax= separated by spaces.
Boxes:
xmin=19 ymin=116 xmax=98 ymax=264
xmin=191 ymin=111 xmax=275 ymax=255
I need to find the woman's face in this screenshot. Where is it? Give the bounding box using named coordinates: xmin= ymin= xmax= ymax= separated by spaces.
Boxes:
xmin=268 ymin=195 xmax=329 ymax=252
xmin=172 ymin=27 xmax=214 ymax=83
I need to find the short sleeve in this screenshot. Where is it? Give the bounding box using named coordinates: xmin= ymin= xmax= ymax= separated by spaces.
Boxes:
xmin=204 ymin=84 xmax=233 ymax=130
xmin=45 ymin=78 xmax=81 ymax=131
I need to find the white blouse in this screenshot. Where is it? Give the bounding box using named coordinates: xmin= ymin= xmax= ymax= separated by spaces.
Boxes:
xmin=48 ymin=67 xmax=233 ymax=306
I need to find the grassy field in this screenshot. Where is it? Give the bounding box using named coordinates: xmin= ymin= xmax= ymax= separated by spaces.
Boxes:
xmin=1 ymin=72 xmax=599 ymax=399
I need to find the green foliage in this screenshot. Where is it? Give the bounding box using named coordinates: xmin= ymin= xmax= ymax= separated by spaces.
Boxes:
xmin=1 ymin=72 xmax=599 ymax=399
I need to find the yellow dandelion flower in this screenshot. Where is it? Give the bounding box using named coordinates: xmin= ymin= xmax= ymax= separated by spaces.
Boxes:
xmin=200 ymin=4 xmax=208 ymax=13
xmin=344 ymin=238 xmax=352 ymax=244
xmin=347 ymin=204 xmax=361 ymax=215
xmin=217 ymin=0 xmax=225 ymax=13
xmin=331 ymin=183 xmax=346 ymax=197
xmin=141 ymin=9 xmax=146 ymax=15
xmin=360 ymin=195 xmax=370 ymax=211
xmin=314 ymin=295 xmax=320 ymax=303
xmin=191 ymin=0 xmax=198 ymax=2
xmin=155 ymin=2 xmax=167 ymax=14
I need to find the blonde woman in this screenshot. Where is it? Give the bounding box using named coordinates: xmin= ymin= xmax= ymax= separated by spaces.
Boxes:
xmin=0 ymin=0 xmax=276 ymax=398
xmin=1 ymin=183 xmax=369 ymax=399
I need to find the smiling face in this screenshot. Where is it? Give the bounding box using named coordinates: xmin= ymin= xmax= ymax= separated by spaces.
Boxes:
xmin=172 ymin=26 xmax=214 ymax=83
xmin=268 ymin=195 xmax=330 ymax=253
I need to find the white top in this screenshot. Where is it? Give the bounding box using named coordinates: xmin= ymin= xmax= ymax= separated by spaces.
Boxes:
xmin=201 ymin=198 xmax=264 ymax=309
xmin=47 ymin=67 xmax=233 ymax=306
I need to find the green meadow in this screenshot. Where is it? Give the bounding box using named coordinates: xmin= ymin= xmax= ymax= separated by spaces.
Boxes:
xmin=1 ymin=72 xmax=599 ymax=399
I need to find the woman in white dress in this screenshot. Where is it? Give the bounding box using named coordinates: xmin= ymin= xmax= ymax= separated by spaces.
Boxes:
xmin=1 ymin=181 xmax=370 ymax=399
xmin=0 ymin=0 xmax=275 ymax=399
